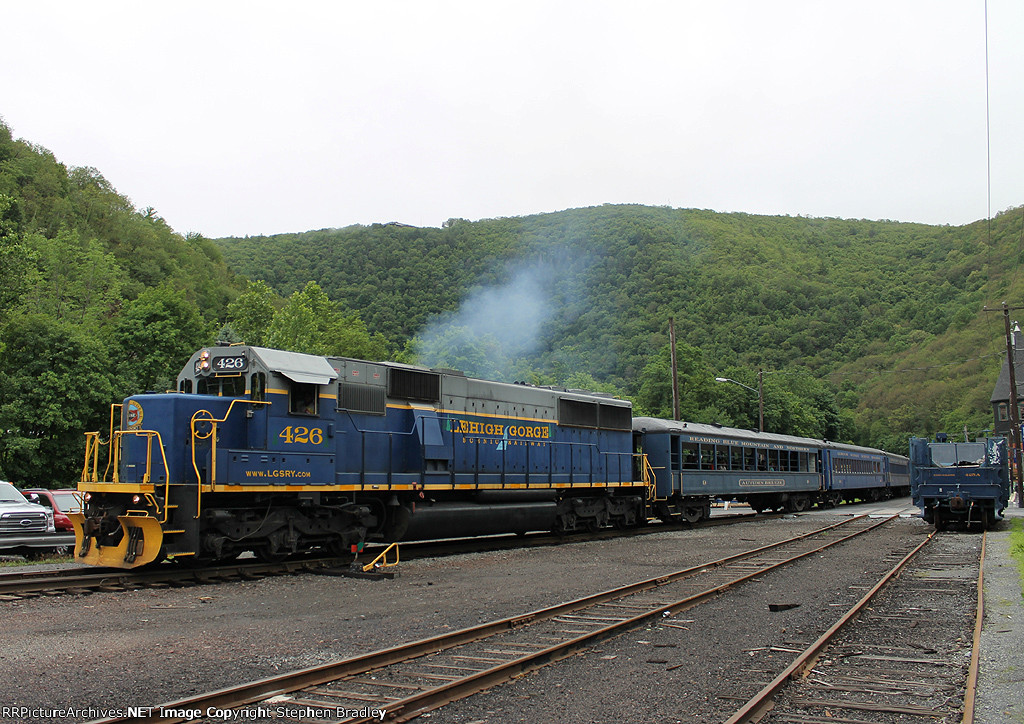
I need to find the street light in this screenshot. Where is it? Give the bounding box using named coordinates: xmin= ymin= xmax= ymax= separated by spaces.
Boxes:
xmin=715 ymin=369 xmax=764 ymax=432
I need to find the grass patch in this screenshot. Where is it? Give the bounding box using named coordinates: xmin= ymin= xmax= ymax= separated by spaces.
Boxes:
xmin=1010 ymin=517 xmax=1024 ymax=599
xmin=0 ymin=554 xmax=72 ymax=567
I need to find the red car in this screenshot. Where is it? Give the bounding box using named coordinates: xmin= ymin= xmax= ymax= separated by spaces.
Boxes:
xmin=22 ymin=489 xmax=82 ymax=533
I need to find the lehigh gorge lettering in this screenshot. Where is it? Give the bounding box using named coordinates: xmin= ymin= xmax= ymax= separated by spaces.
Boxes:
xmin=448 ymin=419 xmax=550 ymax=439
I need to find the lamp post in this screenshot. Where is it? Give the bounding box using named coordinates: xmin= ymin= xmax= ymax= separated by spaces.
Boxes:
xmin=715 ymin=369 xmax=764 ymax=432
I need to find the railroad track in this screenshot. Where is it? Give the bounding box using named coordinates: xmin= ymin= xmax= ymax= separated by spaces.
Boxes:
xmin=86 ymin=514 xmax=893 ymax=724
xmin=730 ymin=530 xmax=983 ymax=724
xmin=0 ymin=557 xmax=347 ymax=599
xmin=0 ymin=511 xmax=771 ymax=599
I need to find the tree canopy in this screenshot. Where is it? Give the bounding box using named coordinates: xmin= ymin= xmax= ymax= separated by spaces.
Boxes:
xmin=2 ymin=114 xmax=1021 ymax=485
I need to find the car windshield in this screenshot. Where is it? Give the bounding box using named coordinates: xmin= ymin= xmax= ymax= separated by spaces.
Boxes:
xmin=51 ymin=492 xmax=82 ymax=513
xmin=0 ymin=484 xmax=28 ymax=504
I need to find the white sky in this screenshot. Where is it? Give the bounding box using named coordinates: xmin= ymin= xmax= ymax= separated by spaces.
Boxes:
xmin=2 ymin=1 xmax=1022 ymax=239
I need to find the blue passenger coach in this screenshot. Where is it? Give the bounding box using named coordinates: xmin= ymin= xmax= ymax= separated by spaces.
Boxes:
xmin=633 ymin=417 xmax=910 ymax=522
xmin=821 ymin=445 xmax=910 ymax=505
xmin=633 ymin=418 xmax=824 ymax=521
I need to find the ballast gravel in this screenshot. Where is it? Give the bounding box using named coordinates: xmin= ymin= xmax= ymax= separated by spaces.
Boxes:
xmin=0 ymin=512 xmax=946 ymax=724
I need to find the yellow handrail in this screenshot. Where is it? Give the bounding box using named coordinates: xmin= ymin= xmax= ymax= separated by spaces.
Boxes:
xmin=82 ymin=432 xmax=101 ymax=483
xmin=104 ymin=403 xmax=122 ymax=481
xmin=80 ymin=403 xmax=124 ymax=484
xmin=190 ymin=399 xmax=270 ymax=518
xmin=362 ymin=543 xmax=400 ymax=572
xmin=107 ymin=429 xmax=173 ymax=522
xmin=636 ymin=452 xmax=658 ymax=501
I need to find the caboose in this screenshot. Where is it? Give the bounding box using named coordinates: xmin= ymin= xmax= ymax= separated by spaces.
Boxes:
xmin=72 ymin=345 xmax=648 ymax=568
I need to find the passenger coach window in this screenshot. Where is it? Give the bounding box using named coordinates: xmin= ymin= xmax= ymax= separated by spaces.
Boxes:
xmin=290 ymin=382 xmax=319 ymax=416
xmin=700 ymin=446 xmax=715 ymax=470
xmin=716 ymin=447 xmax=729 ymax=470
xmin=681 ymin=443 xmax=699 ymax=470
xmin=731 ymin=447 xmax=743 ymax=470
xmin=744 ymin=448 xmax=756 ymax=471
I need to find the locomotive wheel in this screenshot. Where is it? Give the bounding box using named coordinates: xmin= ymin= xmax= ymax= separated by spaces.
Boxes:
xmin=326 ymin=539 xmax=351 ymax=556
xmin=681 ymin=506 xmax=703 ymax=524
xmin=254 ymin=546 xmax=289 ymax=563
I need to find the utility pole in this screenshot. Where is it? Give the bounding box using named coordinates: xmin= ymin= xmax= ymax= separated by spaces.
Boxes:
xmin=984 ymin=302 xmax=1024 ymax=507
xmin=757 ymin=368 xmax=764 ymax=435
xmin=669 ymin=318 xmax=680 ymax=421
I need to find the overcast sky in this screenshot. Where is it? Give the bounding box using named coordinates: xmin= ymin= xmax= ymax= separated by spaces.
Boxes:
xmin=3 ymin=1 xmax=1022 ymax=239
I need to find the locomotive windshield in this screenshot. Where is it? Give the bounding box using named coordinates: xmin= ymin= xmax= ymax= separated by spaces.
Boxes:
xmin=929 ymin=442 xmax=986 ymax=467
xmin=197 ymin=376 xmax=246 ymax=396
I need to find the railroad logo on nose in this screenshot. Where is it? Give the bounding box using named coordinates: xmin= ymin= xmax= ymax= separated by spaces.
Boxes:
xmin=126 ymin=400 xmax=144 ymax=429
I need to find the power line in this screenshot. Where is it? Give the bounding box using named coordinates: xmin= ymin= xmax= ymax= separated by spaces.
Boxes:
xmin=822 ymin=351 xmax=1004 ymax=379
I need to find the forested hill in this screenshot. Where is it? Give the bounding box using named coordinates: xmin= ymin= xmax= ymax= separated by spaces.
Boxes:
xmin=2 ymin=114 xmax=1020 ymax=484
xmin=0 ymin=119 xmax=242 ymax=484
xmin=217 ymin=204 xmax=1023 ymax=452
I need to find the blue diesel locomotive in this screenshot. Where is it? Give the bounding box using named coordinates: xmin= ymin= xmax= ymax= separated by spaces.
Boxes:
xmin=73 ymin=345 xmax=911 ymax=569
xmin=73 ymin=346 xmax=646 ymax=568
xmin=909 ymin=435 xmax=1009 ymax=529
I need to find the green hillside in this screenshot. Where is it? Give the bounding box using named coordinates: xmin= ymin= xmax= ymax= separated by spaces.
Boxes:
xmin=3 ymin=113 xmax=1019 ymax=484
xmin=0 ymin=119 xmax=242 ymax=484
xmin=217 ymin=205 xmax=1023 ymax=451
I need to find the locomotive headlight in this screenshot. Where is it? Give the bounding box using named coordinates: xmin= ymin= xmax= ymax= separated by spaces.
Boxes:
xmin=132 ymin=494 xmax=141 ymax=504
xmin=83 ymin=492 xmax=92 ymax=502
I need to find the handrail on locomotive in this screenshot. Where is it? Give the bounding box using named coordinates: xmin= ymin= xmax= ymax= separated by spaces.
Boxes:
xmin=189 ymin=398 xmax=271 ymax=519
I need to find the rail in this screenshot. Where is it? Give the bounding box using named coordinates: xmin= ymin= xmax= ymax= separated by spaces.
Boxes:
xmin=724 ymin=530 xmax=935 ymax=723
xmin=83 ymin=516 xmax=889 ymax=724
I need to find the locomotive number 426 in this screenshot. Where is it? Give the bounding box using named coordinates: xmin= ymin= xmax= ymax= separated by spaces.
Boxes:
xmin=279 ymin=426 xmax=324 ymax=445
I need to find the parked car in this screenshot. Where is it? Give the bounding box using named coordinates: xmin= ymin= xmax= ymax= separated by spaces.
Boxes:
xmin=0 ymin=481 xmax=73 ymax=558
xmin=22 ymin=488 xmax=82 ymax=533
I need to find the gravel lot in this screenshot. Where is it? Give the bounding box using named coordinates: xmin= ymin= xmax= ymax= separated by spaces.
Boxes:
xmin=0 ymin=515 xmax=935 ymax=724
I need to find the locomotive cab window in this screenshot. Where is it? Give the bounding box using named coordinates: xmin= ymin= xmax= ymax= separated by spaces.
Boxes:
xmin=250 ymin=372 xmax=266 ymax=402
xmin=197 ymin=376 xmax=246 ymax=397
xmin=290 ymin=382 xmax=319 ymax=416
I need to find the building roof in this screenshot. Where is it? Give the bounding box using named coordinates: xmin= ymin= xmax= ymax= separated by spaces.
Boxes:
xmin=990 ymin=340 xmax=1024 ymax=404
